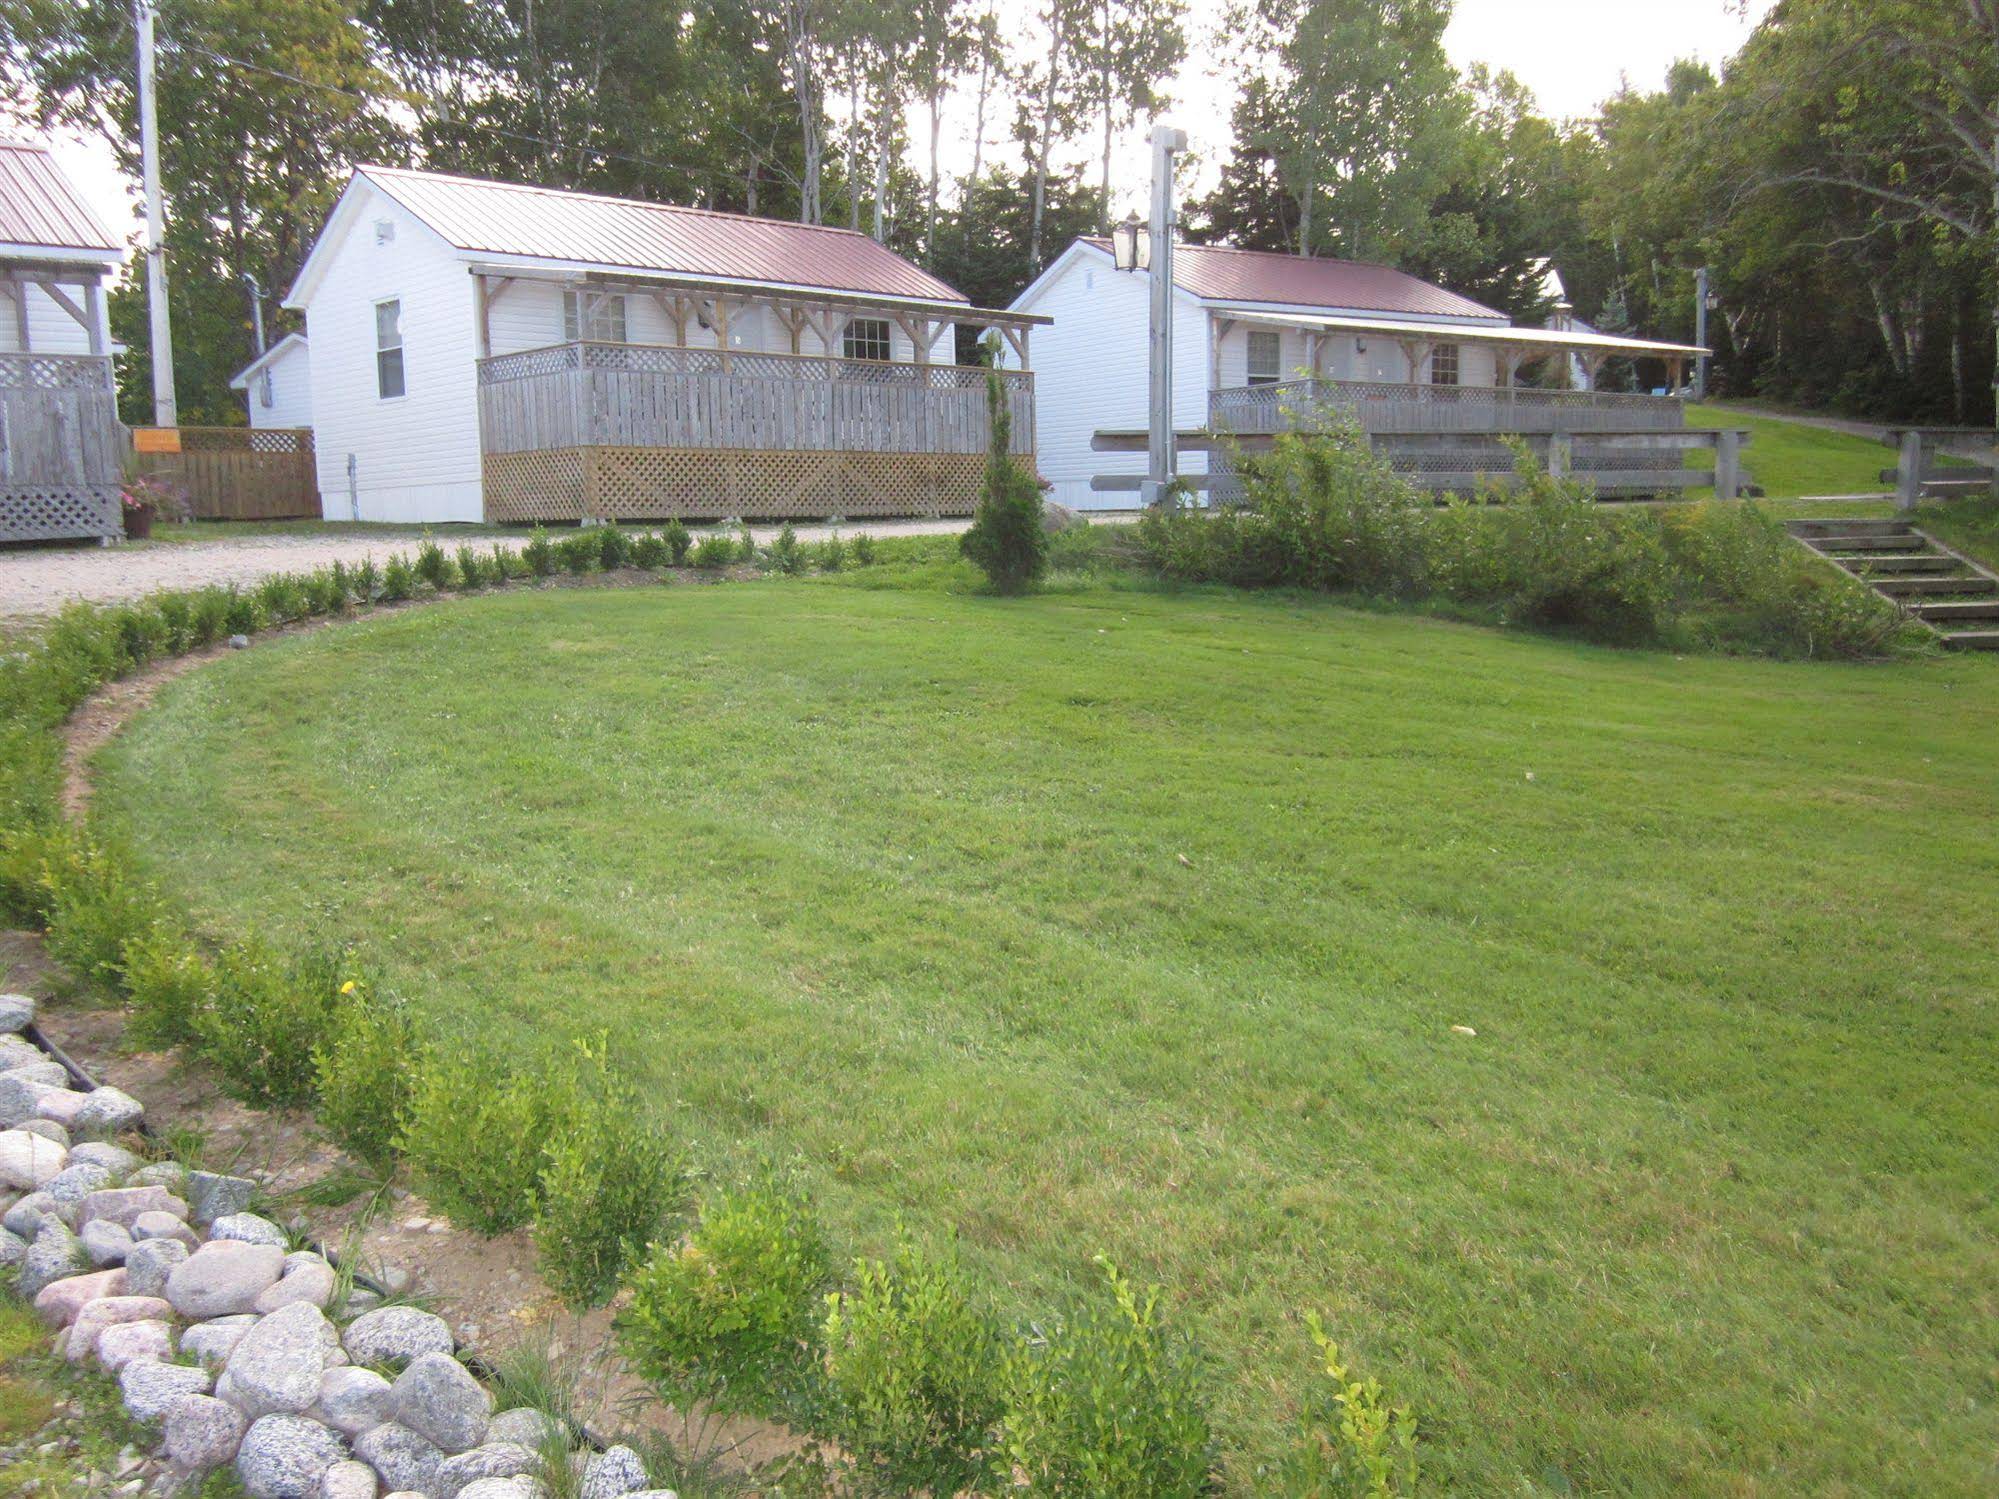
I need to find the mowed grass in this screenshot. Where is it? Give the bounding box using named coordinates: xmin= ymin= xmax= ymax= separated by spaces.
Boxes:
xmin=92 ymin=580 xmax=1999 ymax=1494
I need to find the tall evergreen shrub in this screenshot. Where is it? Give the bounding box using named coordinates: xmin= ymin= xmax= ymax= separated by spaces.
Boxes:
xmin=960 ymin=344 xmax=1047 ymax=594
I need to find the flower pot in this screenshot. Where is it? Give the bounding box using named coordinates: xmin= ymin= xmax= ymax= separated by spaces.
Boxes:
xmin=124 ymin=505 xmax=154 ymax=540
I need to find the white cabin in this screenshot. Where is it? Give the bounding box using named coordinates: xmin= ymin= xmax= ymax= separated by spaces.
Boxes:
xmin=228 ymin=333 xmax=312 ymax=429
xmin=284 ymin=166 xmax=1041 ymax=524
xmin=1007 ymin=238 xmax=1701 ymax=510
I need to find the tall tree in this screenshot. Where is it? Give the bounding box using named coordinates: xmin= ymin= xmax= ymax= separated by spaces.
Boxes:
xmin=1 ymin=0 xmax=408 ymax=422
xmin=1019 ymin=0 xmax=1094 ymax=273
xmin=908 ymin=0 xmax=970 ymax=261
xmin=1261 ymin=0 xmax=1463 ymax=259
xmin=1078 ymin=0 xmax=1186 ymax=227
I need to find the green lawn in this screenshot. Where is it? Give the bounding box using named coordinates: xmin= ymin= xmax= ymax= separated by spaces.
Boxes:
xmin=1685 ymin=404 xmax=1897 ymax=503
xmin=92 ymin=579 xmax=1999 ymax=1494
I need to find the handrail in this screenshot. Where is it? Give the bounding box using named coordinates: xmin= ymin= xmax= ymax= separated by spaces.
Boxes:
xmin=478 ymin=339 xmax=1030 ymax=391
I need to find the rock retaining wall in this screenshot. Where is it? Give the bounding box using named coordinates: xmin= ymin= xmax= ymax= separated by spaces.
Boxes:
xmin=0 ymin=992 xmax=675 ymax=1499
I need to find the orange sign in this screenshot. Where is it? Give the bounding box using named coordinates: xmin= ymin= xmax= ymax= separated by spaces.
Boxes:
xmin=133 ymin=427 xmax=182 ymax=454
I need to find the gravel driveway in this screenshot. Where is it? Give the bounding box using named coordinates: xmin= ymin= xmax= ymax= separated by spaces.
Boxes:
xmin=0 ymin=517 xmax=972 ymax=624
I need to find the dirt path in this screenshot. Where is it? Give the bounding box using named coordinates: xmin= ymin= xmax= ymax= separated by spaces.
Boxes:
xmin=1 ymin=516 xmax=971 ymax=625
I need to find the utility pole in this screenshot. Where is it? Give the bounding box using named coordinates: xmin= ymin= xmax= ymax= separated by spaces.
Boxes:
xmin=1145 ymin=124 xmax=1186 ymax=506
xmin=1693 ymin=266 xmax=1710 ymax=402
xmin=135 ymin=0 xmax=177 ymax=427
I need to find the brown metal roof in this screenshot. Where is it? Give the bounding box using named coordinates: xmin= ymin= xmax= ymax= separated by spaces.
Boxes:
xmin=363 ymin=166 xmax=970 ymax=304
xmin=1085 ymin=238 xmax=1502 ymax=321
xmin=0 ymin=140 xmax=121 ymax=253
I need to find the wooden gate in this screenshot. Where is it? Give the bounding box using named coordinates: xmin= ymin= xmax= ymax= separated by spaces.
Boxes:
xmin=170 ymin=427 xmax=319 ymax=520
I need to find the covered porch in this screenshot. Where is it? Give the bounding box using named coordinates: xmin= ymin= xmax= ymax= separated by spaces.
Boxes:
xmin=472 ymin=266 xmax=1044 ymax=522
xmin=0 ymin=256 xmax=123 ymax=543
xmin=1207 ymin=311 xmax=1710 ymax=498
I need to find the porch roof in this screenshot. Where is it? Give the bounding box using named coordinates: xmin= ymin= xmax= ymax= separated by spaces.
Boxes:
xmin=466 ymin=261 xmax=1050 ymax=330
xmin=1228 ymin=309 xmax=1708 ymax=360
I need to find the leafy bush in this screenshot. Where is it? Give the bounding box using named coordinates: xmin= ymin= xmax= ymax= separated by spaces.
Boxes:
xmin=769 ymin=523 xmax=805 ymax=575
xmin=524 ymin=526 xmax=557 ymax=577
xmin=851 ymin=532 xmax=877 ymax=567
xmin=1138 ymin=430 xmax=1917 ymax=659
xmin=620 ymin=1172 xmax=831 ymax=1424
xmin=120 ymin=923 xmax=214 ymax=1048
xmin=558 ymin=531 xmax=599 ymax=575
xmin=415 ymin=536 xmax=453 ymax=589
xmin=312 ymin=979 xmax=426 ymax=1168
xmin=662 ymin=518 xmax=692 ymax=564
xmin=492 ymin=543 xmax=524 ymax=582
xmin=960 ymin=359 xmax=1047 ymax=594
xmin=631 ymin=532 xmax=667 ymax=569
xmin=351 ymin=560 xmax=381 ymax=604
xmin=1265 ymin=1315 xmax=1419 ymax=1497
xmin=380 ymin=554 xmax=417 ymax=602
xmin=401 ymin=1054 xmax=559 ymax=1233
xmin=598 ymin=525 xmax=633 ymax=570
xmin=256 ymin=573 xmax=308 ymax=625
xmin=195 ymin=940 xmax=345 ymax=1106
xmin=455 ymin=546 xmax=486 ymax=589
xmin=818 ymin=534 xmax=847 ymax=572
xmin=534 ymin=1037 xmax=685 ymax=1308
xmin=31 ymin=828 xmax=165 ymax=988
xmin=821 ymin=1236 xmax=1006 ymax=1496
xmin=736 ymin=523 xmax=759 ymax=563
xmin=692 ymin=532 xmax=735 ymax=570
xmin=1001 ymin=1258 xmax=1218 ymax=1498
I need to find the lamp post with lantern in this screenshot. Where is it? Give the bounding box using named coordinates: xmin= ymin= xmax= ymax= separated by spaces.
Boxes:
xmin=1112 ymin=125 xmax=1187 ymax=507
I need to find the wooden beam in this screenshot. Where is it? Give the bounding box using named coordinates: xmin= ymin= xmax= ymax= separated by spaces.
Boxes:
xmin=82 ymin=277 xmax=104 ymax=355
xmin=10 ymin=275 xmax=28 ymax=352
xmin=713 ymin=296 xmax=732 ymax=371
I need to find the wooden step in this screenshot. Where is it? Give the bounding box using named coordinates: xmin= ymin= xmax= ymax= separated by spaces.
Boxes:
xmin=1849 ymin=554 xmax=1963 ymax=574
xmin=1909 ymin=598 xmax=1999 ymax=621
xmin=1811 ymin=533 xmax=1930 ymax=552
xmin=1787 ymin=517 xmax=1915 ymax=538
xmin=1873 ymin=574 xmax=1998 ymax=596
xmin=1939 ymin=629 xmax=1999 ymax=650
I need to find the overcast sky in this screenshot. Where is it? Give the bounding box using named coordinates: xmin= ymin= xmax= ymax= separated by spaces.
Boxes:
xmin=42 ymin=0 xmax=1775 ymax=246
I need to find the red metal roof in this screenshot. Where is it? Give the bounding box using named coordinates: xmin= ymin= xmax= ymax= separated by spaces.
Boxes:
xmin=0 ymin=140 xmax=121 ymax=254
xmin=1085 ymin=238 xmax=1502 ymax=321
xmin=362 ymin=166 xmax=970 ymax=304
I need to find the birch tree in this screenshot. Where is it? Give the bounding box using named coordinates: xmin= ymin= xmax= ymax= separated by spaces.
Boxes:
xmin=1078 ymin=0 xmax=1186 ymax=227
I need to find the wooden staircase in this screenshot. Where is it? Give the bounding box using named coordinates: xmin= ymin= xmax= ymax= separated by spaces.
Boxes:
xmin=1787 ymin=518 xmax=1999 ymax=651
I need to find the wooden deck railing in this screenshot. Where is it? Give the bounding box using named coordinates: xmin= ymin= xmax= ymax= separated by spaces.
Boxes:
xmin=478 ymin=341 xmax=1034 ymax=458
xmin=1210 ymin=377 xmax=1686 ymax=436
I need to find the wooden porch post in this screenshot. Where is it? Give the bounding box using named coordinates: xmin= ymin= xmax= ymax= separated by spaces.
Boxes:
xmin=10 ymin=275 xmax=29 ymax=352
xmin=83 ymin=276 xmax=106 ymax=355
xmin=1714 ymin=429 xmax=1743 ymax=501
xmin=1209 ymin=315 xmax=1235 ymax=392
xmin=714 ymin=297 xmax=733 ymax=371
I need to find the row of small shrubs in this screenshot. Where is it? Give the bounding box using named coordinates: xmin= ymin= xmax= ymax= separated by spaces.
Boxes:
xmin=4 ymin=835 xmax=680 ymax=1309
xmin=1139 ymin=424 xmax=1925 ymax=658
xmin=10 ymin=813 xmax=1419 ymax=1490
xmin=618 ymin=1178 xmax=1416 ymax=1496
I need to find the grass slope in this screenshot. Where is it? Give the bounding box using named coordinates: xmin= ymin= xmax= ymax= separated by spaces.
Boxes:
xmin=92 ymin=581 xmax=1999 ymax=1494
xmin=1685 ymin=404 xmax=1898 ymax=502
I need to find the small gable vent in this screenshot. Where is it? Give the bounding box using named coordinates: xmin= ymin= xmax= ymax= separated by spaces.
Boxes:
xmin=374 ymin=219 xmax=395 ymax=245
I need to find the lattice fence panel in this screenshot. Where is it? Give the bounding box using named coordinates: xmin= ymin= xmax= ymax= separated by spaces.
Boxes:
xmin=587 ymin=447 xmax=986 ymax=520
xmin=483 ymin=448 xmax=588 ymax=523
xmin=0 ymin=484 xmax=120 ymax=542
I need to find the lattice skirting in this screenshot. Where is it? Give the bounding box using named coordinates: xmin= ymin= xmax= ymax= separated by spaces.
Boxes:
xmin=482 ymin=446 xmax=993 ymax=524
xmin=1 ymin=484 xmax=121 ymax=543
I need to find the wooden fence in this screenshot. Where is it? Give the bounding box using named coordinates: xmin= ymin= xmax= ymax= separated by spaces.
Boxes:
xmin=0 ymin=351 xmax=123 ymax=543
xmin=164 ymin=427 xmax=319 ymax=521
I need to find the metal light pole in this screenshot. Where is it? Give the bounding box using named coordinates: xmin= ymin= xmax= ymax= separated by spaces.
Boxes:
xmin=1145 ymin=125 xmax=1186 ymax=506
xmin=135 ymin=0 xmax=177 ymax=427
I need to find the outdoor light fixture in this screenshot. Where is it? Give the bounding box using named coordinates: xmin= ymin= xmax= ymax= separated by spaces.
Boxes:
xmin=1111 ymin=211 xmax=1149 ymax=272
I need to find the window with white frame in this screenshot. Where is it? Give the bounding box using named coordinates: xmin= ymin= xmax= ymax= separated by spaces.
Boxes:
xmin=563 ymin=290 xmax=628 ymax=343
xmin=1429 ymin=343 xmax=1460 ymax=387
xmin=374 ymin=300 xmax=405 ymax=399
xmin=1246 ymin=329 xmax=1283 ymax=386
xmin=842 ymin=317 xmax=893 ymax=362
